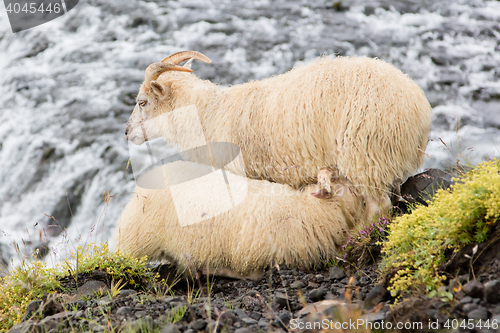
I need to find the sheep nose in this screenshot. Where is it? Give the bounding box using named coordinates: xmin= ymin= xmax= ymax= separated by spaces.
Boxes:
xmin=125 ymin=127 xmax=128 ymax=136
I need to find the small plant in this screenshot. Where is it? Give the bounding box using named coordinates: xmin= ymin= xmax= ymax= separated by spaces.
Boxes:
xmin=109 ymin=278 xmax=126 ymax=298
xmin=380 ymin=159 xmax=500 ymax=299
xmin=338 ymin=216 xmax=391 ymax=269
xmin=166 ymin=304 xmax=188 ymax=324
xmin=0 ymin=252 xmax=61 ymax=330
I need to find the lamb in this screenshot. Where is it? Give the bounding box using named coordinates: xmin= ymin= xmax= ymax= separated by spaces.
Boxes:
xmin=113 ymin=160 xmax=364 ymax=277
xmin=125 ymin=50 xmax=432 ymax=219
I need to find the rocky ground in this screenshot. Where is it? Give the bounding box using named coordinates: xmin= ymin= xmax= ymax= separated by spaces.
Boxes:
xmin=7 ymin=251 xmax=500 ymax=333
xmin=7 ymin=169 xmax=500 ymax=333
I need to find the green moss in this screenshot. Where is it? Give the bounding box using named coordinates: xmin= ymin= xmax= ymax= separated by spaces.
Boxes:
xmin=381 ymin=159 xmax=500 ymax=298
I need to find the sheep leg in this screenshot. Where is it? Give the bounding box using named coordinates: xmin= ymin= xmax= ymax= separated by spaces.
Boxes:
xmin=311 ymin=168 xmax=334 ymax=198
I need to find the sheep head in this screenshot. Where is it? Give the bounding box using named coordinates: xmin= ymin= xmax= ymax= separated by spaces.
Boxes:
xmin=125 ymin=51 xmax=212 ymax=145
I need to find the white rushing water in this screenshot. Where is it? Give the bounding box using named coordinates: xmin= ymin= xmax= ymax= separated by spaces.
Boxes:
xmin=0 ymin=0 xmax=499 ymax=268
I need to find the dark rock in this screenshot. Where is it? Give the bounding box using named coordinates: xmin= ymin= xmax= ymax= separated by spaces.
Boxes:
xmin=309 ymin=288 xmax=327 ymax=302
xmin=468 ymin=308 xmax=490 ymax=321
xmin=364 ymin=285 xmax=390 ymax=309
xmin=90 ymin=269 xmax=108 ymax=281
xmin=116 ymin=306 xmax=133 ymax=316
xmin=74 ymin=280 xmax=108 ymax=298
xmin=399 ymin=169 xmax=454 ymax=209
xmin=249 ymin=312 xmax=261 ymax=321
xmin=272 ymin=294 xmax=290 ymax=310
xmin=7 ymin=320 xmax=41 ymax=333
xmin=463 ymin=281 xmax=484 ymax=298
xmin=273 ymin=310 xmax=291 ymax=330
xmin=38 ymin=318 xmax=58 ymax=332
xmin=234 ymin=308 xmax=250 ymax=319
xmin=426 ymin=309 xmax=447 ymax=323
xmin=135 ymin=310 xmax=148 ymax=318
xmin=67 ymin=299 xmax=87 ymax=310
xmin=234 ymin=328 xmax=254 ymax=333
xmin=40 ymin=297 xmax=64 ymax=317
xmin=241 ymin=317 xmax=258 ymax=325
xmin=22 ymin=300 xmax=42 ymax=322
xmin=329 ymin=267 xmax=345 ymax=280
xmin=308 ymin=281 xmax=319 ymax=289
xmin=218 ymin=312 xmax=236 ymax=327
xmin=179 ymin=305 xmax=197 ymax=323
xmin=258 ymin=318 xmax=269 ymax=328
xmin=160 ymin=323 xmax=181 ymax=333
xmin=97 ymin=296 xmax=113 ymax=306
xmin=190 ymin=319 xmax=207 ymax=331
xmin=290 ymin=280 xmax=306 ymax=289
xmin=484 ymin=280 xmax=500 ymax=304
xmin=462 ymin=303 xmax=479 ymax=313
xmin=459 ymin=296 xmax=473 ymax=304
xmin=359 ymin=276 xmax=371 ymax=287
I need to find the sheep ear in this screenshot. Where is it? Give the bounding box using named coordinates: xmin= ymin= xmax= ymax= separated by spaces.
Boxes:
xmin=150 ymin=80 xmax=168 ymax=98
xmin=183 ymin=58 xmax=194 ymax=70
xmin=311 ymin=189 xmax=331 ymax=199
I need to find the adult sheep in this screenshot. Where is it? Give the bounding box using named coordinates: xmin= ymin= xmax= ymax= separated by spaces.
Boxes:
xmin=113 ymin=160 xmax=364 ymax=277
xmin=125 ymin=51 xmax=432 ymax=218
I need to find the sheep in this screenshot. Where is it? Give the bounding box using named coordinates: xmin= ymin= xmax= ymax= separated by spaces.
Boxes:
xmin=113 ymin=160 xmax=365 ymax=277
xmin=125 ymin=50 xmax=432 ymax=219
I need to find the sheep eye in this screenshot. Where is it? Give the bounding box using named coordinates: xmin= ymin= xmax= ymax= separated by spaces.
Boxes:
xmin=138 ymin=100 xmax=147 ymax=107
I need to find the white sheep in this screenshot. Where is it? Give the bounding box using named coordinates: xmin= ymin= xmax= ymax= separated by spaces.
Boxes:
xmin=125 ymin=51 xmax=432 ymax=219
xmin=113 ymin=160 xmax=364 ymax=277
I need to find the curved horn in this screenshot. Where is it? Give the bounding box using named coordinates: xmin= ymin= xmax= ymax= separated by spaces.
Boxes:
xmin=161 ymin=51 xmax=212 ymax=65
xmin=143 ymin=63 xmax=192 ymax=90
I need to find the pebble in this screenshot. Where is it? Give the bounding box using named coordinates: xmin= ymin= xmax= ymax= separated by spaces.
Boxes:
xmin=459 ymin=296 xmax=473 ymax=304
xmin=75 ymin=281 xmax=108 ymax=298
xmin=273 ymin=310 xmax=291 ymax=330
xmin=364 ymin=285 xmax=389 ymax=309
xmin=290 ymin=280 xmax=306 ymax=289
xmin=484 ymin=280 xmax=500 ymax=304
xmin=462 ymin=280 xmax=484 ymax=298
xmin=234 ymin=328 xmax=254 ymax=333
xmin=272 ymin=294 xmax=289 ymax=310
xmin=467 ymin=308 xmax=490 ymax=321
xmin=116 ymin=306 xmax=133 ymax=316
xmin=118 ymin=289 xmax=138 ymax=298
xmin=462 ymin=303 xmax=479 ymax=313
xmin=189 ymin=319 xmax=207 ymax=331
xmin=160 ymin=323 xmax=181 ymax=333
xmin=22 ymin=300 xmax=42 ymax=322
xmin=309 ymin=288 xmax=327 ymax=302
xmin=329 ymin=267 xmax=345 ymax=280
xmin=241 ymin=317 xmax=258 ymax=325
